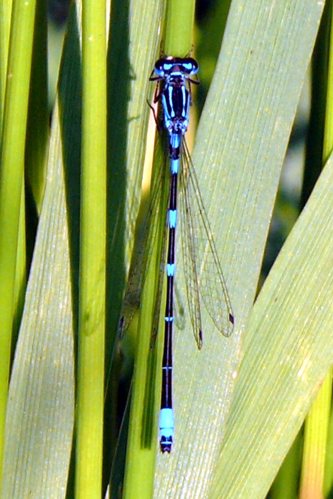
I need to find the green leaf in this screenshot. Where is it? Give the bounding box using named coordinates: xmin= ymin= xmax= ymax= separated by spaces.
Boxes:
xmin=213 ymin=149 xmax=333 ymax=498
xmin=0 ymin=0 xmax=37 ymax=481
xmin=2 ymin=104 xmax=75 ymax=497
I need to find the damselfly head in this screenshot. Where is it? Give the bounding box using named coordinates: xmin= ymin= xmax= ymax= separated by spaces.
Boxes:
xmin=153 ymin=56 xmax=199 ymax=78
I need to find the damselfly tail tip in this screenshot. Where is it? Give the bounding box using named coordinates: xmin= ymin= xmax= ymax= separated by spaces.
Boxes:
xmin=159 ymin=409 xmax=174 ymax=452
xmin=161 ymin=444 xmax=172 ymax=453
xmin=160 ymin=439 xmax=172 ymax=453
xmin=229 ymin=313 xmax=235 ymax=326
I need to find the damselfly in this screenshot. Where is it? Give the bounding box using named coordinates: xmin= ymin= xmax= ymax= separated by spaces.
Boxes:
xmin=149 ymin=56 xmax=234 ymax=453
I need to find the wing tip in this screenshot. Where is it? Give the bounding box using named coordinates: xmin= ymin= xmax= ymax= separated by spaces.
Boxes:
xmin=198 ymin=329 xmax=203 ymax=349
xmin=223 ymin=312 xmax=235 ymax=337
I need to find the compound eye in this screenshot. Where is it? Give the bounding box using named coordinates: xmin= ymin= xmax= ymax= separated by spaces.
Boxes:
xmin=190 ymin=59 xmax=199 ymax=74
xmin=154 ymin=58 xmax=165 ymax=76
xmin=182 ymin=58 xmax=199 ymax=74
xmin=154 ymin=57 xmax=177 ymax=76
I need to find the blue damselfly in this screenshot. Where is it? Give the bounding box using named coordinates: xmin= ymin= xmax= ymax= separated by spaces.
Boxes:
xmin=149 ymin=56 xmax=235 ymax=453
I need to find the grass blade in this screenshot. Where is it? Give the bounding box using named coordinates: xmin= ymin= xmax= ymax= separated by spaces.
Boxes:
xmin=213 ymin=151 xmax=333 ymax=498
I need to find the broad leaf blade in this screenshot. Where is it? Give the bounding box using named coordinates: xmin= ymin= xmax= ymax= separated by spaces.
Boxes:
xmin=2 ymin=104 xmax=75 ymax=498
xmin=213 ymin=151 xmax=333 ymax=498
